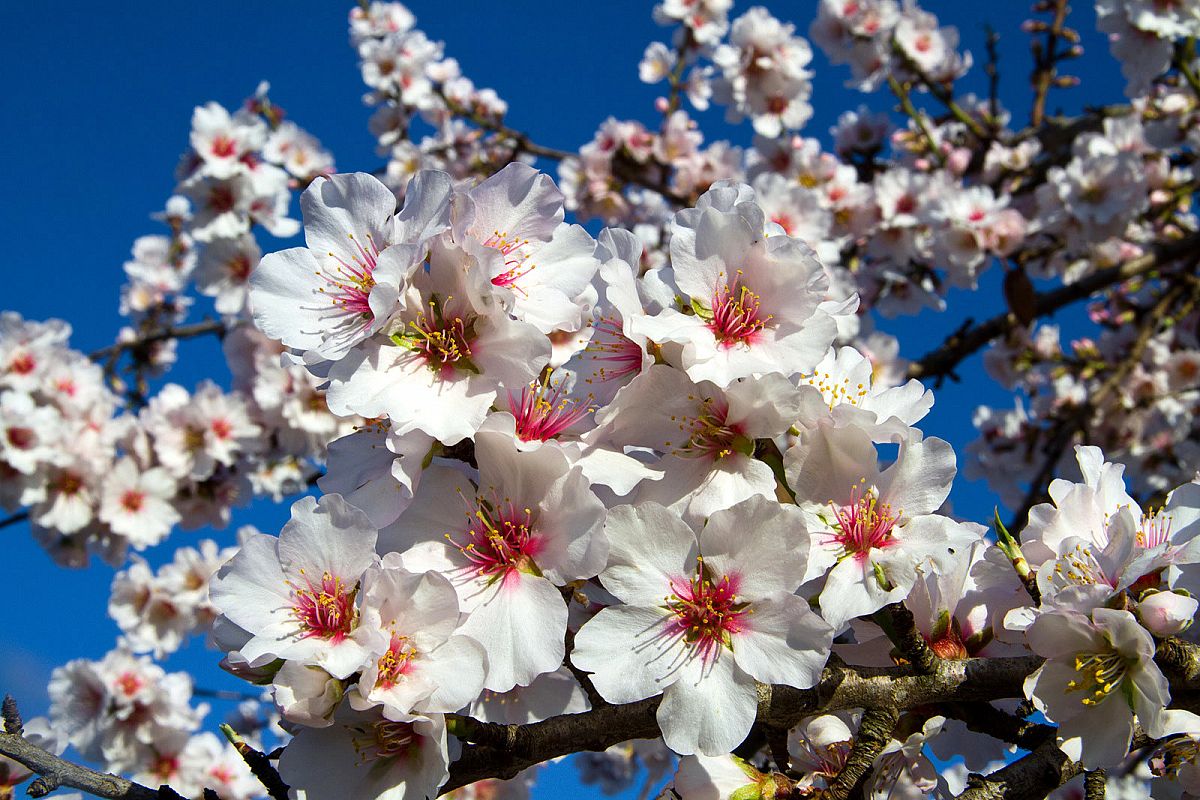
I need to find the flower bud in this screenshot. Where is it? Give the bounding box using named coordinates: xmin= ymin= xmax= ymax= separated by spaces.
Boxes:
xmin=1137 ymin=590 xmax=1198 ymax=637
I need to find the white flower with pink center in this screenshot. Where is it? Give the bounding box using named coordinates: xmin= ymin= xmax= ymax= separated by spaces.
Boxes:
xmin=250 ymin=170 xmax=451 ymax=362
xmin=638 ymin=182 xmax=843 ymax=387
xmin=382 ymin=429 xmax=607 ymax=692
xmin=481 ymin=387 xmax=663 ymax=499
xmin=351 ymin=565 xmax=487 ymax=717
xmin=98 ymin=457 xmax=180 ymax=549
xmin=0 ymin=389 xmax=64 ymax=474
xmin=189 ymin=102 xmax=266 ymax=180
xmin=324 ymin=235 xmax=550 ymax=445
xmin=572 ymin=498 xmax=832 ymax=756
xmin=454 ymin=163 xmax=600 ymax=334
xmin=786 ymin=421 xmax=980 ymax=632
xmin=564 ymin=228 xmax=663 ymax=408
xmin=590 ymin=365 xmax=802 ymax=522
xmin=210 ymin=494 xmax=378 ymax=679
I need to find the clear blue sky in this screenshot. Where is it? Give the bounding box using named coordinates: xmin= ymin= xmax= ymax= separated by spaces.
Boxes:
xmin=0 ymin=1 xmax=1123 ymax=796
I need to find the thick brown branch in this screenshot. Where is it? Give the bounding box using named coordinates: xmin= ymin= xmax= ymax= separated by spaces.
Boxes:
xmin=957 ymin=736 xmax=1082 ymax=800
xmin=0 ymin=730 xmax=175 ymax=800
xmin=823 ymin=706 xmax=901 ymax=800
xmin=441 ymin=655 xmax=1041 ymax=793
xmin=884 ymin=602 xmax=940 ymax=674
xmin=907 ymin=233 xmax=1200 ymax=383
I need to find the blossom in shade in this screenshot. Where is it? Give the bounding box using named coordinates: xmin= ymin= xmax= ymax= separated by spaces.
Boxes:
xmin=279 ymin=704 xmax=450 ymax=800
xmin=1024 ymin=608 xmax=1200 ymax=768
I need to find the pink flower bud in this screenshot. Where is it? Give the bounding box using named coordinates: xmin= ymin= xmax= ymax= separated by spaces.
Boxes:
xmin=946 ymin=147 xmax=972 ymax=175
xmin=1137 ymin=591 xmax=1198 ymax=637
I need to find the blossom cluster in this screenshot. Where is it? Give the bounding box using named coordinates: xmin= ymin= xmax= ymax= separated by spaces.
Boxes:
xmin=41 ymin=648 xmax=260 ymax=800
xmin=194 ymin=151 xmax=1200 ymax=798
xmin=11 ymin=1 xmax=1200 ymax=799
xmin=0 ymin=94 xmax=356 ymax=564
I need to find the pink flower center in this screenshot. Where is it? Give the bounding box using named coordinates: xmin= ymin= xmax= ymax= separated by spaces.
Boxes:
xmin=830 ymin=484 xmax=898 ymax=556
xmin=709 ymin=276 xmax=772 ymax=347
xmin=6 ymin=427 xmax=33 ymax=449
xmin=396 ymin=299 xmax=476 ymax=372
xmin=9 ymin=352 xmax=35 ymax=375
xmin=666 ymin=559 xmax=747 ymax=663
xmin=675 ymin=396 xmax=747 ymax=461
xmin=120 ymin=490 xmax=145 ymax=513
xmin=510 ymin=381 xmax=591 ymax=442
xmin=210 ymin=135 xmax=237 ymax=159
xmin=53 ymin=470 xmax=84 ymax=497
xmin=375 ymin=632 xmax=416 ymax=689
xmin=448 ymin=495 xmax=542 ymax=579
xmin=771 ymin=214 xmax=795 ymax=235
xmin=582 ymin=317 xmax=643 ymax=384
xmin=115 ymin=671 xmax=143 ymax=696
xmin=318 ymin=233 xmax=381 ymax=320
xmin=290 ymin=571 xmax=356 ymax=641
xmin=229 ymin=254 xmax=253 ymax=281
xmin=483 ymin=230 xmax=536 ymax=291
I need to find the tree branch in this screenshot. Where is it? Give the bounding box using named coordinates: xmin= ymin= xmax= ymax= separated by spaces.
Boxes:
xmin=87 ymin=319 xmax=227 ymax=363
xmin=441 ymin=655 xmax=1041 ymax=793
xmin=906 ymin=233 xmax=1200 ymax=383
xmin=823 ymin=706 xmax=901 ymax=800
xmin=0 ymin=729 xmax=179 ymax=800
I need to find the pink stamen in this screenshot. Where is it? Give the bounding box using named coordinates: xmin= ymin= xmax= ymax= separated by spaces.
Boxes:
xmin=665 ymin=558 xmax=746 ymax=664
xmin=829 ymin=483 xmax=899 ymax=556
xmin=375 ymin=632 xmax=415 ymax=689
xmin=675 ymin=396 xmax=745 ymax=460
xmin=1139 ymin=510 xmax=1173 ymax=549
xmin=316 ymin=233 xmax=382 ymax=322
xmin=353 ymin=720 xmax=417 ymax=763
xmin=582 ymin=317 xmax=643 ymax=385
xmin=708 ymin=275 xmax=772 ymax=347
xmin=210 ymin=135 xmax=237 ymax=159
xmin=446 ymin=494 xmax=542 ymax=580
xmin=290 ymin=571 xmax=356 ymax=642
xmin=509 ymin=381 xmax=591 ymax=442
xmin=483 ymin=230 xmax=536 ymax=291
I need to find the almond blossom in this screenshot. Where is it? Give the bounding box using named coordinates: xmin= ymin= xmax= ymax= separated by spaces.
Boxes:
xmin=572 ymin=498 xmax=832 ymax=755
xmin=786 ymin=421 xmax=982 ymax=631
xmin=210 ymin=493 xmax=378 ymax=679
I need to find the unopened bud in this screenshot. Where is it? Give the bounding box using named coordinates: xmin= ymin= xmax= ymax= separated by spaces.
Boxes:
xmin=1138 ymin=590 xmax=1198 ymax=637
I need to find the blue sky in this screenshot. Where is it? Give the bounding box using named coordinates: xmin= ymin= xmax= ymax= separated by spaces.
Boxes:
xmin=0 ymin=1 xmax=1125 ymax=796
